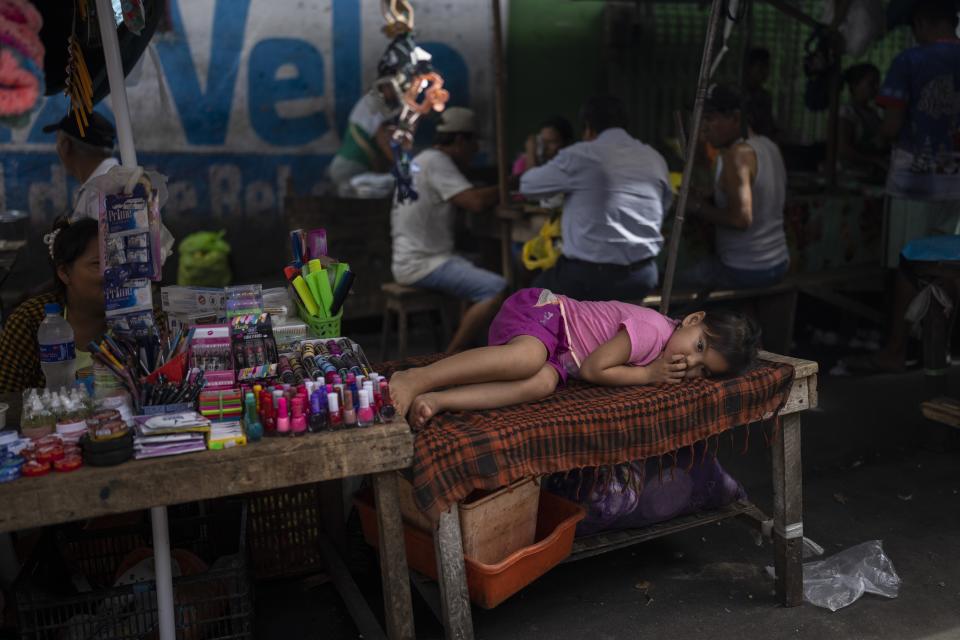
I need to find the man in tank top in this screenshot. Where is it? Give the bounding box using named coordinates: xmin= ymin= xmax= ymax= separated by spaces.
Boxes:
xmin=681 ymin=84 xmax=790 ymax=291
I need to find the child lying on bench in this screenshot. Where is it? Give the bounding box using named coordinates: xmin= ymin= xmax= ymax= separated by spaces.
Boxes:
xmin=390 ymin=288 xmax=761 ymax=428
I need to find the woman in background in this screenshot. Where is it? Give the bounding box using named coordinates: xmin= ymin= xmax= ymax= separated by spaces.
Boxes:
xmin=0 ymin=218 xmax=103 ymax=392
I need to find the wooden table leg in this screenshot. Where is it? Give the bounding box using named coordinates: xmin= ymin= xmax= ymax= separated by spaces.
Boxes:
xmin=434 ymin=505 xmax=474 ymax=640
xmin=772 ymin=412 xmax=804 ymax=606
xmin=373 ymin=472 xmax=416 ymax=640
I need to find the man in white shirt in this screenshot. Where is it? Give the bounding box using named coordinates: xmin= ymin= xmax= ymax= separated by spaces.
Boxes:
xmin=391 ymin=107 xmax=507 ymax=352
xmin=520 ymin=96 xmax=673 ymax=301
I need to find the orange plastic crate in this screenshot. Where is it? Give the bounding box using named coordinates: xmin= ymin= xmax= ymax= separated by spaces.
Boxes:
xmin=354 ymin=488 xmax=585 ymax=609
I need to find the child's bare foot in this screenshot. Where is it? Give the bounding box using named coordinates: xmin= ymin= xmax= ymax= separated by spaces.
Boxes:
xmin=409 ymin=393 xmax=442 ymax=429
xmin=389 ymin=369 xmax=423 ymax=419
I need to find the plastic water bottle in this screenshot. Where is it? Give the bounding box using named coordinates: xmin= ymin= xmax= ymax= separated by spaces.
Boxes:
xmin=38 ymin=303 xmax=76 ymax=391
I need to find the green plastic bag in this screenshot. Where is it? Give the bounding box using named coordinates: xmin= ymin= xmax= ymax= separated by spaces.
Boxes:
xmin=177 ymin=230 xmax=232 ymax=287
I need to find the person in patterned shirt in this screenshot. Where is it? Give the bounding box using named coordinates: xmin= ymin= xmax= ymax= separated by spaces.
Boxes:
xmin=0 ymin=218 xmax=104 ymax=392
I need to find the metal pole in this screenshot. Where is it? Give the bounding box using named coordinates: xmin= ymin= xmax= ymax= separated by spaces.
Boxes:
xmin=94 ymin=2 xmax=169 ymax=638
xmin=149 ymin=506 xmax=176 ymax=640
xmin=94 ymin=0 xmax=138 ymax=168
xmin=659 ymin=0 xmax=726 ymax=316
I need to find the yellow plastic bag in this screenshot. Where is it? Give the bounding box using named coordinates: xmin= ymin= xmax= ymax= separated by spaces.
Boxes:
xmin=521 ymin=216 xmax=562 ymax=271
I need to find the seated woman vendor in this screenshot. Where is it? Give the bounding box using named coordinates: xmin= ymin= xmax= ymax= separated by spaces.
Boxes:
xmin=0 ymin=218 xmax=103 ymax=392
xmin=391 ymin=288 xmax=760 ymax=427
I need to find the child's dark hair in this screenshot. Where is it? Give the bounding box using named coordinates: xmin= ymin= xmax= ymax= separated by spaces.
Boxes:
xmin=843 ymin=63 xmax=879 ymax=90
xmin=49 ymin=217 xmax=99 ymax=292
xmin=703 ymin=310 xmax=761 ymax=375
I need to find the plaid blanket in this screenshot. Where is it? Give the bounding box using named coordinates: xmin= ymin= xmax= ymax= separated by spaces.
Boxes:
xmin=378 ymin=356 xmax=795 ymax=520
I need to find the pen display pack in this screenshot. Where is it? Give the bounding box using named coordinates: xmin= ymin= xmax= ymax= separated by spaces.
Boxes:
xmin=230 ymin=313 xmax=279 ymax=382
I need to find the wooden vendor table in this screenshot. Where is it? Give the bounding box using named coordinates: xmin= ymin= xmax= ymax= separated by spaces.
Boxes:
xmin=0 ymin=422 xmax=418 ymax=640
xmin=428 ymin=352 xmax=818 ymax=640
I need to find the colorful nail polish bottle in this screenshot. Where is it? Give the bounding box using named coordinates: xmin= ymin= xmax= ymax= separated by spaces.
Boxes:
xmin=291 ymin=397 xmax=307 ymax=436
xmin=309 ymin=390 xmax=328 ymax=433
xmin=244 ymin=392 xmax=263 ymax=442
xmin=343 ymin=390 xmax=357 ymax=427
xmin=327 ymin=392 xmax=342 ymax=428
xmin=276 ymin=397 xmax=290 ymax=435
xmin=260 ymin=391 xmax=276 ymax=435
xmin=357 ymin=389 xmax=374 ymax=427
xmin=379 ymin=381 xmax=396 ymax=422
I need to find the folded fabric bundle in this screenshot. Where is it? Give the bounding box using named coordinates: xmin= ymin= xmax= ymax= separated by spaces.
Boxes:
xmin=0 ymin=0 xmax=43 ymax=124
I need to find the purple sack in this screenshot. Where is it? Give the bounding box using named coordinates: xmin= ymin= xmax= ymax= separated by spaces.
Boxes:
xmin=545 ymin=443 xmax=747 ymax=536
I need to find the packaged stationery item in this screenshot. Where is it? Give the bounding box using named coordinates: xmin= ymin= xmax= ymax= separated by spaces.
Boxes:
xmin=225 ymin=285 xmax=264 ymax=319
xmin=199 ymin=389 xmax=243 ymax=421
xmin=99 ymin=181 xmax=162 ymax=287
xmin=207 ymin=421 xmax=247 ymax=449
xmin=230 ymin=313 xmax=279 ymax=382
xmin=104 ymin=279 xmax=156 ymax=339
xmin=189 ymin=325 xmax=235 ymax=390
xmin=160 ymin=286 xmax=226 ymax=315
xmin=133 ymin=411 xmax=211 ymax=459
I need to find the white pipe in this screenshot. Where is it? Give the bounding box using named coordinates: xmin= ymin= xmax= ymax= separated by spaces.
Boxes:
xmin=94 ymin=0 xmax=138 ymax=168
xmin=150 ymin=506 xmax=176 ymax=640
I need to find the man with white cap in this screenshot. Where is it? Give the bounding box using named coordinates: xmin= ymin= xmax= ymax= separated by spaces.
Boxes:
xmin=391 ymin=106 xmax=507 ymax=352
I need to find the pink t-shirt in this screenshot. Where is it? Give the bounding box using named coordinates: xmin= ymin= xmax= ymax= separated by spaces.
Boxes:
xmin=557 ymin=295 xmax=679 ymax=374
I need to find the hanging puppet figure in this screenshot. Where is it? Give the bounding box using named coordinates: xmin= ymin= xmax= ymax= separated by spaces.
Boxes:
xmin=376 ymin=1 xmax=450 ymax=202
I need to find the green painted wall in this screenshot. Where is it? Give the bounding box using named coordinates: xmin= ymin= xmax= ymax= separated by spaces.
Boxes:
xmin=506 ymin=0 xmax=606 ymax=156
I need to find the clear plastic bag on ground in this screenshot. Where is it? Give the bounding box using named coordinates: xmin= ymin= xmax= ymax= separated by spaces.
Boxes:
xmin=803 ymin=540 xmax=900 ymax=611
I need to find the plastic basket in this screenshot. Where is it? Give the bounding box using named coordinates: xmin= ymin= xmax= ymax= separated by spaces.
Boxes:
xmin=16 ymin=500 xmax=253 ymax=640
xmin=246 ymin=483 xmax=325 ymax=580
xmin=295 ymin=298 xmax=342 ymax=338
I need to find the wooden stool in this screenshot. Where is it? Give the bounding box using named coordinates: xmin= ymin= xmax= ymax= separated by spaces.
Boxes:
xmin=380 ymin=283 xmax=452 ymax=361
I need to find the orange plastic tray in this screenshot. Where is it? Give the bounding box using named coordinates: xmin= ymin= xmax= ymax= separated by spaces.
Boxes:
xmin=354 ymin=488 xmax=585 ymax=609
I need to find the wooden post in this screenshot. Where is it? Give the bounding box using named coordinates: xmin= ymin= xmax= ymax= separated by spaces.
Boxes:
xmin=373 ymin=472 xmax=416 ymax=640
xmin=824 ymin=33 xmax=845 ymax=188
xmin=659 ymin=0 xmax=726 ymax=315
xmin=491 ymin=0 xmax=514 ymax=288
xmin=824 ymin=0 xmax=850 ymax=188
xmin=771 ymin=412 xmax=804 ymax=606
xmin=434 ymin=505 xmax=474 ymax=639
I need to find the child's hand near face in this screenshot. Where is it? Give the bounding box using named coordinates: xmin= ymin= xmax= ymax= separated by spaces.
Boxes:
xmin=645 ymin=353 xmax=688 ymax=384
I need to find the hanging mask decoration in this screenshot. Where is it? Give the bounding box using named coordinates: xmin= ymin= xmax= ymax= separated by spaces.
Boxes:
xmin=377 ymin=3 xmax=449 ymax=203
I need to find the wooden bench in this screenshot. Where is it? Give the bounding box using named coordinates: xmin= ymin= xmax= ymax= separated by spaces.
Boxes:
xmin=380 ymin=283 xmax=454 ymax=361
